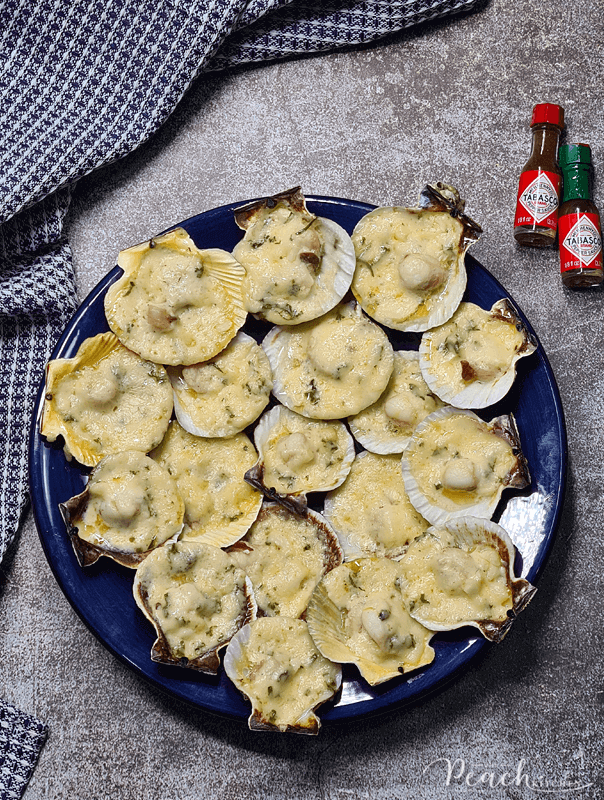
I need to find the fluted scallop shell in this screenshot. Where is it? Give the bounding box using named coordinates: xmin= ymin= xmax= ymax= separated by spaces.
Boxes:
xmin=401 ymin=406 xmax=530 ymax=526
xmin=227 ymin=502 xmax=343 ymax=619
xmin=41 ymin=331 xmax=173 ymax=467
xmin=262 ymin=300 xmax=394 ymax=419
xmin=232 ymin=187 xmax=356 ymax=325
xmin=351 ymin=183 xmax=482 ymax=332
xmin=419 ymin=299 xmax=538 ymax=409
xmin=224 ymin=617 xmax=342 ymax=734
xmin=348 ymin=350 xmax=445 ymax=454
xmin=168 ymin=332 xmax=273 ymax=438
xmin=398 ymin=517 xmax=536 ymax=642
xmin=133 ymin=541 xmax=256 ymax=674
xmin=105 ymin=227 xmax=247 ymax=365
xmin=60 ymin=450 xmax=184 ymax=568
xmin=306 ymin=558 xmax=435 ymax=686
xmin=150 ymin=421 xmax=262 ymax=548
xmin=323 ymin=451 xmax=429 ymax=561
xmin=245 ymin=405 xmax=355 ymax=504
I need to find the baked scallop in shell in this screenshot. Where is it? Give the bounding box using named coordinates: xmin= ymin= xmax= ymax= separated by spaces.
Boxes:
xmin=60 ymin=450 xmax=184 ymax=568
xmin=348 ymin=350 xmax=445 ymax=454
xmin=227 ymin=503 xmax=343 ymax=619
xmin=323 ymin=451 xmax=429 ymax=561
xmin=41 ymin=331 xmax=173 ymax=467
xmin=105 ymin=227 xmax=246 ymax=365
xmin=306 ymin=558 xmax=435 ymax=686
xmin=401 ymin=407 xmax=530 ymax=526
xmin=133 ymin=541 xmax=256 ymax=673
xmin=168 ymin=332 xmax=273 ymax=438
xmin=224 ymin=617 xmax=342 ymax=734
xmin=398 ymin=517 xmax=536 ymax=642
xmin=151 ymin=421 xmax=262 ymax=547
xmin=419 ymin=299 xmax=538 ymax=409
xmin=232 ymin=187 xmax=356 ymax=325
xmin=263 ymin=301 xmax=394 ymax=419
xmin=245 ymin=405 xmax=355 ymax=504
xmin=351 ymin=183 xmax=482 ymax=332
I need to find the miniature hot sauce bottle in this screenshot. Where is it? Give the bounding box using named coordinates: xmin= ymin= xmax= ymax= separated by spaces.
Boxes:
xmin=514 ymin=103 xmax=565 ymax=246
xmin=558 ymin=143 xmax=603 ymax=288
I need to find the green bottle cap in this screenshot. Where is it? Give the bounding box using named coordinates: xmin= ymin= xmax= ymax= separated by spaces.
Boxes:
xmin=559 ymin=143 xmax=592 ymax=167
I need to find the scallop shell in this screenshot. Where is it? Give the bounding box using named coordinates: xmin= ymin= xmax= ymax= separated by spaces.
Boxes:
xmin=168 ymin=332 xmax=273 ymax=438
xmin=105 ymin=227 xmax=247 ymax=365
xmin=133 ymin=541 xmax=256 ymax=673
xmin=351 ymin=183 xmax=482 ymax=332
xmin=323 ymin=451 xmax=429 ymax=561
xmin=227 ymin=502 xmax=343 ymax=619
xmin=224 ymin=617 xmax=342 ymax=734
xmin=60 ymin=451 xmax=184 ymax=568
xmin=348 ymin=350 xmax=445 ymax=454
xmin=419 ymin=299 xmax=538 ymax=408
xmin=401 ymin=406 xmax=531 ymax=526
xmin=262 ymin=300 xmax=394 ymax=419
xmin=245 ymin=405 xmax=355 ymax=505
xmin=399 ymin=517 xmax=536 ymax=642
xmin=306 ymin=558 xmax=435 ymax=686
xmin=41 ymin=331 xmax=173 ymax=467
xmin=232 ymin=187 xmax=356 ymax=325
xmin=150 ymin=421 xmax=262 ymax=548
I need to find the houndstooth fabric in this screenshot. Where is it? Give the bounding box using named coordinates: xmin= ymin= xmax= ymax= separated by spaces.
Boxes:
xmin=0 ymin=0 xmax=477 ymax=794
xmin=0 ymin=700 xmax=48 ymax=800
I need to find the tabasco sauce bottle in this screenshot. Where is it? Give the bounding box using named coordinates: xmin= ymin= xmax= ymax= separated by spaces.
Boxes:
xmin=558 ymin=143 xmax=603 ymax=288
xmin=514 ymin=103 xmax=565 ymax=246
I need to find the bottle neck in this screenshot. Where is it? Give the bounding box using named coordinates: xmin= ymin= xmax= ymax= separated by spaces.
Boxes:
xmin=529 ymin=124 xmax=561 ymax=168
xmin=561 ymin=165 xmax=591 ymax=203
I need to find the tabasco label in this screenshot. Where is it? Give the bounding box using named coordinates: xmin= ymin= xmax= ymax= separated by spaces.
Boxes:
xmin=514 ymin=169 xmax=561 ymax=230
xmin=558 ymin=212 xmax=603 ymax=273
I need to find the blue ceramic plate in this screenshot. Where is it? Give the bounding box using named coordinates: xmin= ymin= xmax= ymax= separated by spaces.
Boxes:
xmin=29 ymin=196 xmax=566 ymax=723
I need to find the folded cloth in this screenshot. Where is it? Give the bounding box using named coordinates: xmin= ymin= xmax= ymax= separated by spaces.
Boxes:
xmin=0 ymin=0 xmax=477 ymax=794
xmin=0 ymin=700 xmax=48 ymax=800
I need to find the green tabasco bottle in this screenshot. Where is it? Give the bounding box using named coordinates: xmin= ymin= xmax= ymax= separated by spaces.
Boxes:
xmin=558 ymin=144 xmax=603 ymax=288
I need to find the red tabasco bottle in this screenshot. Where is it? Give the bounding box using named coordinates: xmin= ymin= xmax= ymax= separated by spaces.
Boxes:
xmin=514 ymin=103 xmax=565 ymax=246
xmin=558 ymin=143 xmax=603 ymax=288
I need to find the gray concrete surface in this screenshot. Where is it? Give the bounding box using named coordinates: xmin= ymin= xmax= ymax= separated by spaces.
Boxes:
xmin=1 ymin=0 xmax=603 ymax=797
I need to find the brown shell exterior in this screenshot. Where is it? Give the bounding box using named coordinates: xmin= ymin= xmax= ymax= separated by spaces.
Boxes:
xmin=234 ymin=186 xmax=308 ymax=230
xmin=491 ymin=298 xmax=539 ymax=356
xmin=490 ymin=413 xmax=531 ymax=489
xmin=418 ymin=182 xmax=483 ymax=251
xmin=244 ymin=462 xmax=308 ymax=515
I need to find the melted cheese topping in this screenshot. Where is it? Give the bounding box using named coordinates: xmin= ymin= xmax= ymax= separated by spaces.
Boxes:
xmin=136 ymin=541 xmax=249 ymax=661
xmin=151 ymin=422 xmax=262 ymax=544
xmin=258 ymin=408 xmax=352 ymax=495
xmin=229 ymin=506 xmax=334 ymax=618
xmin=170 ymin=333 xmax=273 ymax=437
xmin=400 ymin=529 xmax=512 ymax=625
xmin=227 ymin=618 xmax=340 ymax=731
xmin=422 ymin=302 xmax=526 ymax=393
xmin=351 ymin=207 xmax=464 ymax=327
xmin=405 ymin=412 xmax=517 ymax=513
xmin=46 ymin=338 xmax=173 ymax=464
xmin=233 ymin=205 xmax=353 ymax=325
xmin=75 ymin=451 xmax=184 ymax=554
xmin=348 ymin=351 xmax=444 ymax=453
xmin=105 ymin=230 xmax=245 ymax=365
xmin=315 ymin=559 xmax=434 ymax=674
xmin=324 ymin=452 xmax=428 ymax=559
xmin=265 ymin=302 xmax=394 ymax=419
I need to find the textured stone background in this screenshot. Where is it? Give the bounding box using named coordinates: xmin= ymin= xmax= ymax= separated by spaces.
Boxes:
xmin=1 ymin=0 xmax=603 ymax=797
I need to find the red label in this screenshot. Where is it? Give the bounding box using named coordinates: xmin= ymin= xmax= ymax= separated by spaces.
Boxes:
xmin=514 ymin=169 xmax=561 ymax=230
xmin=558 ymin=212 xmax=603 ymax=273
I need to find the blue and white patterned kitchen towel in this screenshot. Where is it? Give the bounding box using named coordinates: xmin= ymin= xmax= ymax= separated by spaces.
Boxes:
xmin=0 ymin=0 xmax=478 ymax=795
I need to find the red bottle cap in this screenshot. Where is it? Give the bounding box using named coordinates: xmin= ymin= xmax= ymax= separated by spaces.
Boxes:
xmin=530 ymin=103 xmax=565 ymax=128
